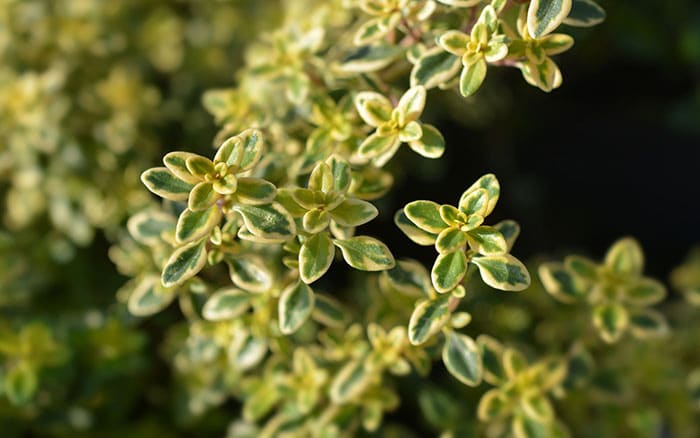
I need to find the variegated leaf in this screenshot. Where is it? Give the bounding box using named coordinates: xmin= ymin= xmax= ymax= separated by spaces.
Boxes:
xmin=409 ymin=294 xmax=451 ymax=345
xmin=236 ymin=177 xmax=277 ymax=205
xmin=384 ymin=259 xmax=432 ymax=296
xmin=175 ymin=204 xmax=220 ymax=244
xmin=628 ymin=309 xmax=669 ymax=339
xmin=279 ymin=281 xmax=315 ymax=335
xmin=128 ymin=275 xmax=177 ymax=316
xmin=395 ymin=210 xmax=438 ymax=246
xmin=234 ymin=203 xmax=296 ymax=240
xmin=407 ymin=124 xmax=445 ymax=159
xmin=472 ymin=254 xmax=530 ymax=291
xmin=127 ymin=210 xmax=176 ymax=245
xmin=330 ymin=198 xmax=378 ymax=227
xmin=161 ymin=239 xmax=207 ymax=288
xmin=527 ymin=0 xmax=573 ymax=38
xmin=459 ymin=58 xmax=487 ymax=97
xmin=604 ymin=237 xmax=644 ymax=276
xmin=339 ymin=44 xmax=404 ymax=73
xmin=467 ymin=226 xmax=507 ymax=255
xmin=333 ymin=236 xmax=395 ymax=271
xmin=592 ymin=302 xmax=629 ymax=343
xmin=227 ymin=256 xmax=273 ymax=293
xmin=330 ymin=359 xmax=372 ymax=403
xmin=410 ymin=47 xmax=462 ymax=89
xmin=404 ymin=200 xmax=449 ymax=233
xmin=460 ymin=173 xmax=500 ymax=216
xmin=188 ymin=181 xmax=218 ymax=211
xmin=442 ymin=332 xmax=483 ymax=386
xmin=141 ymin=167 xmax=193 ymax=201
xmin=163 ymin=151 xmax=201 ymax=184
xmin=563 ymin=0 xmax=605 ymax=27
xmin=202 ymin=288 xmax=252 ymax=321
xmin=538 ymin=262 xmax=587 ymax=303
xmin=431 ymin=250 xmax=468 ymax=293
xmin=299 ymin=232 xmax=335 ymax=284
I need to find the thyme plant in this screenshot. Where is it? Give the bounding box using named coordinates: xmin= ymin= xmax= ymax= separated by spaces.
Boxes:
xmin=2 ymin=0 xmax=700 ymax=436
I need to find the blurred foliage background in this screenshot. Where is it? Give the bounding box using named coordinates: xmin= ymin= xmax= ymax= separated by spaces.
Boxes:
xmin=0 ymin=0 xmax=698 ymax=436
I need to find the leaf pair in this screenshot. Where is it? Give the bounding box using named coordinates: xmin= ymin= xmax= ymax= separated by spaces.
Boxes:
xmin=355 ymin=86 xmax=445 ymax=166
xmin=398 ymin=174 xmax=530 ymax=293
xmin=539 ymin=237 xmax=668 ymax=343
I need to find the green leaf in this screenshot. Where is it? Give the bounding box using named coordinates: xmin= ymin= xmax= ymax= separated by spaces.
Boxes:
xmin=128 ymin=275 xmax=176 ymax=316
xmin=409 ymin=295 xmax=451 ymax=345
xmin=384 ymin=259 xmax=432 ymax=296
xmin=339 ymin=44 xmax=404 ymax=73
xmin=358 ymin=133 xmax=399 ymax=160
xmin=4 ymin=363 xmax=37 ymax=406
xmin=538 ymin=262 xmax=587 ymax=303
xmin=592 ymin=302 xmax=629 ymax=343
xmin=394 ymin=210 xmax=438 ymax=246
xmin=215 ymin=128 xmax=264 ymax=171
xmin=236 ymin=177 xmax=277 ymax=205
xmin=477 ymin=335 xmax=505 ymax=385
xmin=467 ymin=226 xmax=507 ymax=255
xmin=354 ymin=91 xmax=392 ymax=127
xmin=563 ymin=0 xmax=605 ymax=27
xmin=234 ymin=203 xmax=296 ymax=240
xmin=431 ymin=250 xmax=468 ymax=293
xmin=472 ymin=254 xmax=531 ymax=291
xmin=127 ymin=210 xmax=176 ymax=245
xmin=163 ymin=151 xmax=201 ymax=184
xmin=404 ymin=200 xmax=448 ymax=234
xmin=299 ymin=232 xmax=335 ymax=284
xmin=278 ymin=281 xmax=315 ymax=335
xmin=564 ymin=255 xmax=598 ymax=282
xmin=458 ymin=187 xmax=489 ymax=217
xmin=188 ymin=181 xmax=218 ymax=211
xmin=493 ymin=220 xmax=520 ymax=252
xmin=330 ymin=198 xmax=378 ymax=227
xmin=202 ymin=288 xmax=252 ymax=321
xmin=185 ymin=155 xmax=215 ymax=179
xmin=442 ymin=332 xmax=483 ymax=386
xmin=624 ymin=278 xmax=666 ymax=306
xmin=438 ymin=30 xmax=469 ymax=56
xmin=330 ymin=359 xmax=372 ymax=403
xmin=161 ymin=239 xmax=207 ymax=288
xmin=407 ymin=124 xmax=445 ymax=159
xmin=276 ymin=188 xmax=308 ymax=217
xmin=176 ymin=205 xmax=221 ymax=244
xmin=527 ymin=0 xmax=573 ymax=38
xmin=326 ymin=154 xmax=352 ymax=193
xmin=477 ymin=389 xmax=510 ymax=421
xmin=333 ymin=236 xmax=395 ymax=271
xmin=354 ymin=17 xmax=387 ymax=45
xmin=141 ymin=167 xmax=194 ymax=201
xmin=212 ymin=174 xmax=238 ymax=195
xmin=520 ymin=391 xmax=554 ymax=423
xmin=399 ymin=121 xmax=423 ymax=142
xmin=604 ymin=237 xmax=644 ymax=276
xmin=459 ymin=58 xmax=487 ymax=97
xmin=436 ymin=227 xmax=467 ymax=254
xmin=502 ymin=347 xmax=528 ymax=379
xmin=227 ymin=256 xmax=273 ymax=293
xmin=303 ymin=209 xmax=330 ymax=234
xmin=460 ymin=174 xmax=500 ymax=217
xmin=540 ymin=34 xmax=575 ymax=56
xmin=396 ymin=86 xmax=426 ymax=125
xmin=312 ymin=293 xmax=348 ymax=328
xmin=628 ymin=309 xmax=669 ymax=339
xmin=410 ymin=47 xmax=462 ymax=89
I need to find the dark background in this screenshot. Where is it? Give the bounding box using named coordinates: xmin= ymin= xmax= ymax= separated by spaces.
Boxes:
xmin=380 ymin=1 xmax=700 ymax=280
